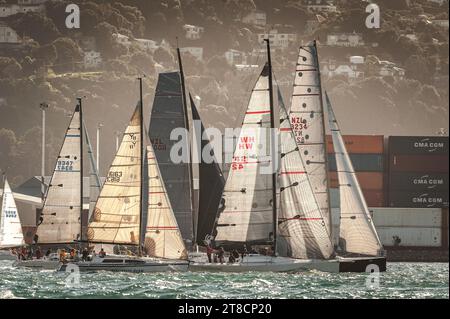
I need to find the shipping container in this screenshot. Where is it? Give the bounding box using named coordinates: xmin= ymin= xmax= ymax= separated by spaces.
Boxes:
xmin=326 ymin=135 xmax=384 ymax=154
xmin=362 ymin=189 xmax=385 ymax=207
xmin=329 ymin=188 xmax=384 ymax=207
xmin=442 ymin=208 xmax=448 ymax=249
xmin=389 ymin=136 xmax=449 ymax=155
xmin=328 ymin=154 xmax=384 ymax=172
xmin=388 ymin=172 xmax=449 ymax=192
xmin=329 ymin=171 xmax=384 ymax=190
xmin=388 ymin=191 xmax=449 ymax=208
xmin=389 ymin=154 xmax=449 ymax=173
xmin=371 ymin=207 xmax=442 ymax=227
xmin=376 ymin=226 xmax=441 ymax=247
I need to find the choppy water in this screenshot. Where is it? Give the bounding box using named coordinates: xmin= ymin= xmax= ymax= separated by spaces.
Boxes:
xmin=0 ymin=261 xmax=448 ymax=299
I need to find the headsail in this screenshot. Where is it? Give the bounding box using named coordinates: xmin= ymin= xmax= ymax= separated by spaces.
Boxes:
xmin=0 ymin=177 xmax=24 ymax=248
xmin=83 ymin=121 xmax=102 ymax=220
xmin=144 ymin=145 xmax=188 ymax=260
xmin=325 ymin=92 xmax=383 ymax=256
xmin=87 ymin=105 xmax=141 ymax=245
xmin=35 ymin=103 xmax=82 ymax=244
xmin=191 ymin=95 xmax=225 ymax=246
xmin=278 ymin=87 xmax=334 ymax=259
xmin=213 ymin=64 xmax=275 ymax=247
xmin=288 ymin=42 xmax=332 ymax=238
xmin=149 ymin=72 xmax=194 ymax=247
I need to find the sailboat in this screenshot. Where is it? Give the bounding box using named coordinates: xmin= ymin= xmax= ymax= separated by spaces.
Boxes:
xmin=325 ymin=92 xmax=387 ymax=272
xmin=14 ymin=99 xmax=85 ymax=269
xmin=189 ymin=40 xmax=324 ymax=272
xmin=0 ymin=175 xmax=25 ymax=260
xmin=64 ymin=79 xmax=189 ymax=272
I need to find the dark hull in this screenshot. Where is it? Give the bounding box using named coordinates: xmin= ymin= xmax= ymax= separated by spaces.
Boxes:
xmin=338 ymin=256 xmax=387 ymax=273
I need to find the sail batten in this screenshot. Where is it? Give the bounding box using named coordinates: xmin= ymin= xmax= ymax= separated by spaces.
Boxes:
xmin=213 ymin=64 xmax=275 ymax=247
xmin=288 ymin=43 xmax=332 ymax=239
xmin=0 ymin=177 xmax=24 ymax=248
xmin=87 ymin=105 xmax=142 ymax=246
xmin=278 ymin=87 xmax=334 ymax=260
xmin=325 ymin=92 xmax=383 ymax=257
xmin=36 ymin=104 xmax=82 ymax=244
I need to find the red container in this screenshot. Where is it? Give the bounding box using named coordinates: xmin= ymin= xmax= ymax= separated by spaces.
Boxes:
xmin=326 ymin=135 xmax=384 ymax=154
xmin=328 ymin=172 xmax=384 ymax=190
xmin=389 ymin=154 xmax=449 ymax=173
xmin=362 ymin=190 xmax=385 ymax=207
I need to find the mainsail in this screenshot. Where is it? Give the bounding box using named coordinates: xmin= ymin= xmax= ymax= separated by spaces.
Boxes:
xmin=213 ymin=64 xmax=275 ymax=247
xmin=35 ymin=103 xmax=82 ymax=244
xmin=149 ymin=72 xmax=194 ymax=246
xmin=278 ymin=88 xmax=334 ymax=259
xmin=289 ymin=42 xmax=332 ymax=238
xmin=87 ymin=105 xmax=141 ymax=245
xmin=191 ymin=95 xmax=225 ymax=246
xmin=144 ymin=144 xmax=187 ymax=260
xmin=325 ymin=92 xmax=383 ymax=256
xmin=0 ymin=177 xmax=24 ymax=248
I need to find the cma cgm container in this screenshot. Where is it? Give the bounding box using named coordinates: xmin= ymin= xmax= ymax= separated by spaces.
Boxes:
xmin=389 ymin=172 xmax=449 ymax=192
xmin=388 ymin=191 xmax=449 ymax=208
xmin=389 ymin=154 xmax=448 ymax=173
xmin=388 ymin=136 xmax=448 ymax=155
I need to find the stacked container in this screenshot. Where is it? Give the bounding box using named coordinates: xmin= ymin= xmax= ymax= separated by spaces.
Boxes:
xmin=388 ymin=136 xmax=449 ymax=208
xmin=327 ymin=135 xmax=385 ymax=207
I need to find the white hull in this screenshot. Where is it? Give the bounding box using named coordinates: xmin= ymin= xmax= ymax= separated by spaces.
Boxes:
xmin=13 ymin=259 xmax=61 ymax=270
xmin=0 ymin=250 xmax=17 ymax=261
xmin=59 ymin=254 xmax=189 ymax=273
xmin=188 ymin=254 xmax=340 ymax=273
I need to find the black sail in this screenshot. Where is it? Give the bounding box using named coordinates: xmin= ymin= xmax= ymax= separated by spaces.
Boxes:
xmin=190 ymin=95 xmax=225 ymax=246
xmin=149 ymin=72 xmax=194 ymax=248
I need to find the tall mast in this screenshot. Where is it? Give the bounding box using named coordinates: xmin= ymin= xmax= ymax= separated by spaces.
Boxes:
xmin=138 ymin=77 xmax=145 ymax=253
xmin=264 ymin=38 xmax=277 ymax=254
xmin=77 ymin=97 xmax=84 ymax=243
xmin=177 ymin=43 xmax=196 ymax=247
xmin=314 ymin=40 xmax=333 ymax=244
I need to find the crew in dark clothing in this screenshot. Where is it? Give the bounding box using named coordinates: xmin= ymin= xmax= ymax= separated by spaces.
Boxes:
xmin=35 ymin=247 xmax=42 ymax=259
xmin=231 ymin=249 xmax=239 ymax=262
xmin=45 ymin=249 xmax=51 ymax=257
xmin=206 ymin=244 xmax=214 ymax=263
xmin=217 ymin=247 xmax=225 ymax=264
xmin=81 ymin=248 xmax=89 ymax=261
xmin=241 ymin=246 xmax=248 ymax=260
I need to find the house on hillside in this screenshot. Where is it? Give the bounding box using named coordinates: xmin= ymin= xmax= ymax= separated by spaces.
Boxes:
xmin=112 ymin=33 xmax=132 ymax=47
xmin=135 ymin=38 xmax=158 ymax=52
xmin=180 ymin=47 xmax=203 ymax=61
xmin=258 ymin=30 xmax=297 ymax=49
xmin=0 ymin=23 xmax=21 ymax=44
xmin=242 ymin=10 xmax=267 ymax=27
xmin=304 ymin=0 xmax=337 ymax=13
xmin=326 ymin=32 xmax=364 ymax=47
xmin=432 ymin=19 xmax=449 ymax=29
xmin=427 ymin=0 xmax=449 ymax=5
xmin=321 ymin=56 xmax=365 ymax=80
xmin=83 ymin=50 xmax=102 ymax=69
xmin=183 ymin=24 xmax=205 ymax=40
xmin=225 ymin=49 xmax=248 ymax=65
xmin=0 ymin=1 xmax=45 ymax=18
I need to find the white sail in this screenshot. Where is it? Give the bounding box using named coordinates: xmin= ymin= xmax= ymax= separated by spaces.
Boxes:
xmin=214 ymin=64 xmax=275 ymax=245
xmin=83 ymin=122 xmax=102 ymax=220
xmin=87 ymin=105 xmax=141 ymax=245
xmin=144 ymin=145 xmax=188 ymax=260
xmin=289 ymin=42 xmax=332 ymax=237
xmin=278 ymin=88 xmax=334 ymax=259
xmin=0 ymin=177 xmax=24 ymax=248
xmin=36 ymin=104 xmax=82 ymax=244
xmin=325 ymin=92 xmax=383 ymax=256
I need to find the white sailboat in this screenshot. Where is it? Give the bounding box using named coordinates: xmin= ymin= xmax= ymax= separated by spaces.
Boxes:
xmin=0 ymin=176 xmax=25 ymax=260
xmin=189 ymin=41 xmax=324 ymax=272
xmin=325 ymin=92 xmax=386 ymax=272
xmin=14 ymin=100 xmax=84 ymax=270
xmin=64 ymin=80 xmax=189 ymax=273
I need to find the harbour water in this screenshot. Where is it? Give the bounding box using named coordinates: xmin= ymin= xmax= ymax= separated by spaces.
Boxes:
xmin=0 ymin=261 xmax=448 ymax=299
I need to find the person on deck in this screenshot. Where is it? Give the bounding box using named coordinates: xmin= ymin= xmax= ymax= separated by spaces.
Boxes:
xmin=99 ymin=248 xmax=106 ymax=258
xmin=35 ymin=247 xmax=42 ymax=259
xmin=206 ymin=244 xmax=214 ymax=263
xmin=217 ymin=247 xmax=225 ymax=264
xmin=59 ymin=249 xmax=67 ymax=262
xmin=70 ymin=249 xmax=76 ymax=260
xmin=81 ymin=248 xmax=89 ymax=261
xmin=45 ymin=249 xmax=51 ymax=258
xmin=231 ymin=249 xmax=240 ymax=262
